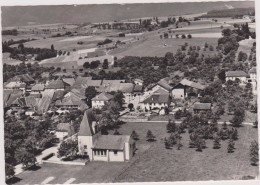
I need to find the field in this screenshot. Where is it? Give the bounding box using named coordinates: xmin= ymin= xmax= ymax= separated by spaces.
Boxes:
xmin=110 ymin=37 xmax=219 ymax=57
xmin=13 ymin=122 xmax=258 ymax=184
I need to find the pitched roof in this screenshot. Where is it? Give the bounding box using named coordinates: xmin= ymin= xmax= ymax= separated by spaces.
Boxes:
xmin=142 ymin=93 xmax=169 ymax=104
xmin=226 ymin=71 xmax=247 ymax=77
xmin=134 ymin=84 xmax=143 ymax=92
xmin=93 ymin=135 xmax=130 ymax=150
xmin=176 ymin=79 xmax=205 ymax=90
xmin=62 ymin=78 xmax=76 ymax=86
xmin=56 ymin=122 xmax=74 ymax=135
xmin=119 ymin=83 xmax=134 ymax=93
xmin=31 ymin=84 xmax=45 ymax=91
xmin=46 ymin=79 xmax=70 ymax=89
xmin=4 ymin=81 xmax=26 ymax=89
xmin=73 ymin=77 xmax=93 ymax=89
xmin=92 ymin=92 xmax=114 ymax=101
xmin=5 ymin=90 xmax=23 ymax=107
xmin=102 ymin=80 xmax=125 ymax=86
xmin=78 ymin=110 xmax=96 ymax=136
xmin=193 ymin=103 xmax=211 ymax=110
xmin=249 ymin=67 xmax=256 ymax=74
xmin=157 ymin=79 xmax=173 ymax=91
xmin=9 ymin=74 xmax=34 ymax=83
xmin=55 ymin=92 xmax=87 ymax=109
xmin=134 ymin=78 xmax=144 ymax=83
xmin=153 ymin=88 xmax=169 ymax=94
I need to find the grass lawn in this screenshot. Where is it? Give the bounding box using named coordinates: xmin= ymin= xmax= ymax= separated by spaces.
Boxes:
xmin=114 ymin=122 xmax=258 ymax=182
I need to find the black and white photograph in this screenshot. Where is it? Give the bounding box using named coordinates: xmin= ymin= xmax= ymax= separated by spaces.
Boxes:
xmin=1 ymin=0 xmax=259 ymax=184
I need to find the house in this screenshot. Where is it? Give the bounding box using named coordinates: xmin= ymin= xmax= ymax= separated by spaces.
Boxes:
xmin=147 ymin=78 xmax=173 ymax=95
xmin=225 ymin=71 xmax=248 ymax=84
xmin=140 ymin=89 xmax=170 ymax=111
xmin=8 ymin=74 xmax=35 ymax=85
xmin=172 ymin=79 xmax=205 ymax=99
xmin=31 ymin=84 xmax=45 ymax=94
xmin=249 ymin=67 xmax=257 ymax=81
xmin=45 ymin=79 xmax=70 ymax=90
xmin=193 ymin=103 xmax=212 ymax=114
xmin=4 ymin=89 xmax=23 ymax=109
xmin=133 ymin=84 xmax=143 ymax=97
xmin=119 ymin=83 xmax=135 ymax=102
xmin=78 ymin=110 xmax=135 ymax=162
xmin=91 ymin=92 xmax=114 ymax=109
xmin=55 ymin=122 xmax=75 ymax=141
xmin=63 ymin=78 xmax=76 ymax=86
xmin=134 ymin=79 xmax=144 ymax=86
xmin=4 ymin=81 xmax=26 ymax=92
xmin=55 ymin=91 xmax=88 ymax=111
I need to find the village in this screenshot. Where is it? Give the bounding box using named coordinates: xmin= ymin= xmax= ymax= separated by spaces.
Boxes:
xmin=2 ymin=2 xmax=259 ymax=184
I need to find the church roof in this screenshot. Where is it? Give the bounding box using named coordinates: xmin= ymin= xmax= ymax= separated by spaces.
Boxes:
xmin=78 ymin=109 xmax=96 ymax=136
xmin=93 ymin=135 xmax=131 ymax=150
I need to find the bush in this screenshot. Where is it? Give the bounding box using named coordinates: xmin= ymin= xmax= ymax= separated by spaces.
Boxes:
xmin=187 ymin=34 xmax=192 ymax=39
xmin=181 ymin=34 xmax=186 ymax=39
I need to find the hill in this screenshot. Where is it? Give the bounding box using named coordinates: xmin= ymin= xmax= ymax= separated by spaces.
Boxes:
xmin=2 ymin=1 xmax=254 ymax=27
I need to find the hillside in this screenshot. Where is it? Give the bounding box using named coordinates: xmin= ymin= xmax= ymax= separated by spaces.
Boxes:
xmin=2 ymin=1 xmax=254 ymax=27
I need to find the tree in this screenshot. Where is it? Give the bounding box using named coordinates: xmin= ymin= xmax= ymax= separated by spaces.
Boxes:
xmin=128 ymin=103 xmax=134 ymax=111
xmin=230 ymin=108 xmax=244 ymax=127
xmin=113 ymin=129 xmax=121 ymax=135
xmin=222 ymin=28 xmax=232 ymax=37
xmin=51 ymin=44 xmax=55 ymax=52
xmin=112 ymin=91 xmax=125 ymax=109
xmin=253 ymin=120 xmax=258 ymax=128
xmin=181 ymin=34 xmax=186 ymax=39
xmin=5 ymin=163 xmax=15 ymax=179
xmin=213 ymin=135 xmax=221 ymax=149
xmin=204 ymin=42 xmax=209 ymax=48
xmin=146 ymin=130 xmax=156 ymax=142
xmin=227 ymin=138 xmax=235 ymax=153
xmin=102 ymin=59 xmax=109 ymax=69
xmin=250 ymin=141 xmax=259 ymax=166
xmin=164 ymin=138 xmax=172 ymax=149
xmin=57 ymin=139 xmax=78 ymax=159
xmin=176 ymin=34 xmax=179 ymax=38
xmin=85 ymin=86 xmax=98 ymax=107
xmin=187 ymin=34 xmax=192 ymax=39
xmin=131 ymin=130 xmax=139 ymax=140
xmin=166 ymin=119 xmax=176 ymax=133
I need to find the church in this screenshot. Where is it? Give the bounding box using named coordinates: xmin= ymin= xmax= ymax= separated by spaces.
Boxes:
xmin=78 ymin=109 xmax=136 ymax=162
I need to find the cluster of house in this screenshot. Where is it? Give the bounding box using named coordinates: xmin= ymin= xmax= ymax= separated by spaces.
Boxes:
xmin=225 ymin=68 xmax=257 ymax=95
xmin=3 ymin=74 xmax=144 ymax=117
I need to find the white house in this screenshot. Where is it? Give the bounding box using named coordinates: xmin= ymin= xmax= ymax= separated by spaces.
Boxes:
xmin=78 ymin=110 xmax=136 ymax=162
xmin=134 ymin=79 xmax=144 ymax=86
xmin=140 ymin=89 xmax=170 ymax=111
xmin=91 ymin=92 xmax=114 ymax=109
xmin=225 ymin=71 xmax=248 ymax=84
xmin=249 ymin=67 xmax=257 ymax=81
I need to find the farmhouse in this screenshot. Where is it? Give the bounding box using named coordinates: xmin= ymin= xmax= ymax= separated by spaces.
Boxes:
xmin=193 ymin=102 xmax=212 ymax=114
xmin=55 ymin=91 xmax=88 ymax=111
xmin=55 ymin=122 xmax=75 ymax=141
xmin=8 ymin=74 xmax=35 ymax=85
xmin=147 ymin=78 xmax=173 ymax=95
xmin=225 ymin=71 xmax=248 ymax=84
xmin=31 ymin=83 xmax=45 ymax=94
xmin=4 ymin=81 xmax=26 ymax=92
xmin=91 ymin=92 xmax=114 ymax=109
xmin=46 ymin=79 xmax=70 ymax=90
xmin=141 ymin=89 xmax=170 ymax=111
xmin=172 ymin=79 xmax=205 ymax=99
xmin=249 ymin=67 xmax=256 ymax=81
xmin=78 ymin=110 xmax=135 ymax=162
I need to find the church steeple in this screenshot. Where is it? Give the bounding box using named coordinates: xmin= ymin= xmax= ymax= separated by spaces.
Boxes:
xmin=78 ymin=109 xmax=96 ymax=136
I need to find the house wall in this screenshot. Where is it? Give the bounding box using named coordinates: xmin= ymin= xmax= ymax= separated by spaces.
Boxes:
xmin=108 ymin=150 xmax=125 ymax=162
xmin=78 ymin=135 xmax=93 ymax=160
xmin=172 ymin=88 xmax=185 ymax=99
xmin=226 ymin=77 xmax=247 ymax=83
xmin=141 ymin=102 xmax=168 ymax=111
xmin=92 ymin=149 xmax=109 ymax=161
xmin=250 ymin=73 xmax=257 ymax=80
xmin=92 ymin=100 xmax=105 ymax=109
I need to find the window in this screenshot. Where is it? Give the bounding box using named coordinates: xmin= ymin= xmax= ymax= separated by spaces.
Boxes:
xmin=114 ymin=150 xmax=118 ymax=155
xmin=84 ymin=145 xmax=87 ymax=149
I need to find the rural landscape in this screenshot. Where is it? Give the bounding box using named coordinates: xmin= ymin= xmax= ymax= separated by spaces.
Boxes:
xmin=2 ymin=1 xmax=259 ymax=184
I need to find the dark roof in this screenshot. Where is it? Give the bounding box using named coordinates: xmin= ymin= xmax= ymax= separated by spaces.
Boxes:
xmin=93 ymin=135 xmax=131 ymax=150
xmin=56 ymin=123 xmax=74 ymax=135
xmin=119 ymin=83 xmax=134 ymax=93
xmin=92 ymin=92 xmax=114 ymax=101
xmin=177 ymin=79 xmax=205 ymax=90
xmin=193 ymin=103 xmax=211 ymax=110
xmin=226 ymin=71 xmax=247 ymax=77
xmin=142 ymin=93 xmax=169 ymax=104
xmin=78 ymin=110 xmax=96 ymax=136
xmin=134 ymin=84 xmax=143 ymax=92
